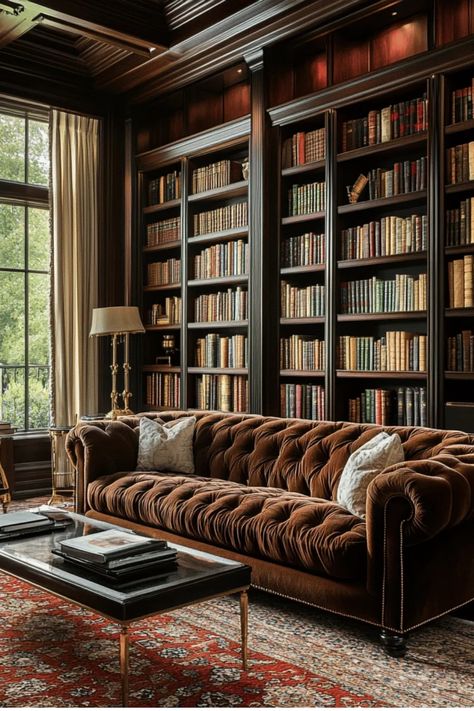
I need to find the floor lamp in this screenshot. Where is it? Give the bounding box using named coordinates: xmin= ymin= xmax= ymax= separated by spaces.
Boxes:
xmin=89 ymin=306 xmax=145 ymax=419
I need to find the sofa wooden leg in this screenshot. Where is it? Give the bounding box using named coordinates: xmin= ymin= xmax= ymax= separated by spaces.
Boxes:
xmin=380 ymin=629 xmax=408 ymax=657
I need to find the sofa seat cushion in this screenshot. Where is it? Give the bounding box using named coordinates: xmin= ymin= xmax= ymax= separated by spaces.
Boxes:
xmin=87 ymin=472 xmax=367 ymax=580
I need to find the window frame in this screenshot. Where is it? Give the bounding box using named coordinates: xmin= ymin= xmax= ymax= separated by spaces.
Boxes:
xmin=0 ymin=102 xmax=50 ymax=432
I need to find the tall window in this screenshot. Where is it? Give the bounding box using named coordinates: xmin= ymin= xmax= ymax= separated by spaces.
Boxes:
xmin=0 ymin=107 xmax=50 ymax=430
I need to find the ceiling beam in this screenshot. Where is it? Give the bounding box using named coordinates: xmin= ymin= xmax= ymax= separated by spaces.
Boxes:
xmin=24 ymin=0 xmax=169 ymax=53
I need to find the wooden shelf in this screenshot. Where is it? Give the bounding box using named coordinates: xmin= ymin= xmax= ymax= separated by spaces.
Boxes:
xmin=445 ymin=244 xmax=474 ymax=255
xmin=280 ymin=369 xmax=324 ymax=377
xmin=143 ymin=365 xmax=181 ymax=373
xmin=188 ymin=180 xmax=248 ymax=203
xmin=188 ymin=320 xmax=248 ymax=329
xmin=280 ymin=317 xmax=324 ymax=325
xmin=188 ymin=227 xmax=248 ymax=246
xmin=143 ymin=240 xmax=181 ymax=253
xmin=188 ymin=274 xmax=248 ymax=287
xmin=338 ymin=311 xmax=427 ymax=322
xmin=144 ymin=283 xmax=181 ymax=292
xmin=445 ymin=180 xmax=474 ymax=195
xmin=145 ymin=324 xmax=181 ymax=331
xmin=144 ymin=404 xmax=181 ymax=411
xmin=445 ymin=119 xmax=474 ymax=135
xmin=281 ymin=159 xmax=325 ymax=177
xmin=143 ymin=199 xmax=180 ymax=215
xmin=338 ymin=191 xmax=426 ymax=215
xmin=338 ymin=252 xmax=427 ymax=269
xmin=336 ymin=370 xmax=427 ymax=379
xmin=445 ymin=308 xmax=474 ymax=318
xmin=281 ymin=264 xmax=324 ymax=275
xmin=445 ymin=371 xmax=474 ymax=380
xmin=337 ymin=132 xmax=427 ymax=163
xmin=282 ymin=211 xmax=325 ymax=225
xmin=188 ymin=367 xmax=248 ymax=375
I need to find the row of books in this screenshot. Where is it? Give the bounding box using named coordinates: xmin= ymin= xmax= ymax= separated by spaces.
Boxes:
xmin=145 ymin=373 xmax=181 ymax=408
xmin=340 ymin=273 xmax=427 ymax=314
xmin=194 ymin=287 xmax=248 ymax=322
xmin=193 ymin=202 xmax=248 ymax=236
xmin=447 ymin=330 xmax=474 ymax=372
xmin=340 ymin=214 xmax=428 ymax=260
xmin=195 ymin=333 xmax=248 ymax=368
xmin=195 ymin=374 xmax=248 ymax=412
xmin=193 ymin=239 xmax=248 ymax=280
xmin=148 ymin=170 xmax=181 ymax=206
xmin=337 ymin=332 xmax=427 ymax=372
xmin=192 ymin=160 xmax=242 ymax=193
xmin=362 ymin=157 xmax=427 ymax=201
xmin=281 ymin=232 xmax=325 ymax=268
xmin=446 ymin=197 xmax=474 ymax=246
xmin=447 ymin=255 xmax=473 ymax=308
xmin=280 ymin=336 xmax=325 ymax=371
xmin=147 ymin=298 xmax=181 ymax=326
xmin=282 ymin=127 xmax=326 ymax=167
xmin=341 ymin=95 xmax=428 ymax=152
xmin=281 ymin=281 xmax=325 ymax=318
xmin=446 ymin=142 xmax=474 ymax=184
xmin=288 ymin=181 xmax=326 ymax=216
xmin=451 ymin=80 xmax=474 ymax=123
xmin=280 ymin=383 xmax=325 ymax=420
xmin=348 ymin=387 xmax=427 ymax=427
xmin=147 ymin=258 xmax=181 ymax=287
xmin=146 ymin=217 xmax=181 ymax=248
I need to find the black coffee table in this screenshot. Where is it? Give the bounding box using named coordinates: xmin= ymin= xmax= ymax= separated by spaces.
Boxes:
xmin=0 ymin=512 xmax=251 ymax=706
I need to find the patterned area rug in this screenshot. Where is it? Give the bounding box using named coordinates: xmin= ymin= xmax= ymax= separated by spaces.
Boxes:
xmin=0 ymin=572 xmax=473 ymax=708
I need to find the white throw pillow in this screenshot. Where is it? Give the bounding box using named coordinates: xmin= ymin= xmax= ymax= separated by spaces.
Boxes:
xmin=136 ymin=416 xmax=196 ymax=474
xmin=336 ymin=431 xmax=404 ymax=518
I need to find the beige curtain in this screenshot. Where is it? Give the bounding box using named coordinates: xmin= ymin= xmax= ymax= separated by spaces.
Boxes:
xmin=50 ymin=110 xmax=99 ymax=426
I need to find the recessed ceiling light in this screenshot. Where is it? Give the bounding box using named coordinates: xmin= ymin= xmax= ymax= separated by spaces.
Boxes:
xmin=392 ymin=10 xmax=398 ymax=15
xmin=237 ymin=68 xmax=243 ymax=74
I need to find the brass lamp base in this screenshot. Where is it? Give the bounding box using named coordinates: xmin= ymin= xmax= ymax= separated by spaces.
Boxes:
xmin=105 ymin=407 xmax=135 ymax=420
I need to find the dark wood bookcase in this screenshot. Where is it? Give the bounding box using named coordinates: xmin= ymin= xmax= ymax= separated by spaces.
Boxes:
xmin=135 ymin=64 xmax=251 ymax=413
xmin=131 ymin=2 xmax=474 ymax=431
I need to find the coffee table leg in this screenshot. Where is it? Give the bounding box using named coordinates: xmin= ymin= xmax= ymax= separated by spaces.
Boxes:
xmin=119 ymin=624 xmax=129 ymax=706
xmin=240 ymin=589 xmax=248 ymax=671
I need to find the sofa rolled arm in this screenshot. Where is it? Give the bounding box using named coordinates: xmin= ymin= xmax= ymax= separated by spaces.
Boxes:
xmin=367 ymin=445 xmax=474 ymax=546
xmin=365 ymin=445 xmax=474 ymax=616
xmin=66 ymin=420 xmax=139 ymax=513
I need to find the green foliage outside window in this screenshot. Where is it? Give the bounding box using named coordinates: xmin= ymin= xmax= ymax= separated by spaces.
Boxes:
xmin=0 ymin=111 xmax=50 ymax=430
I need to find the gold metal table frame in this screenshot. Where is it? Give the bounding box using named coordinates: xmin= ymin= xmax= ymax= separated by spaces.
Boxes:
xmin=0 ymin=566 xmax=249 ymax=707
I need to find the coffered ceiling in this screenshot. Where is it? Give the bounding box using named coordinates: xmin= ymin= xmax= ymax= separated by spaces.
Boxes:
xmin=0 ymin=0 xmax=375 ymax=109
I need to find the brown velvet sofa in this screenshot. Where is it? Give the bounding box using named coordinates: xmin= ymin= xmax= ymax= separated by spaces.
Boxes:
xmin=66 ymin=409 xmax=474 ymax=655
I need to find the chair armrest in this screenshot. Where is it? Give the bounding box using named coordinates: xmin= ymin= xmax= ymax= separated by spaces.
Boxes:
xmin=66 ymin=420 xmax=139 ymax=513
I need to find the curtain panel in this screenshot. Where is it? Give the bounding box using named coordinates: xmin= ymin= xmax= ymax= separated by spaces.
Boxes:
xmin=50 ymin=111 xmax=99 ymax=426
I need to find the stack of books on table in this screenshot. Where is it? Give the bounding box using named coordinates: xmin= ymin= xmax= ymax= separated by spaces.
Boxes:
xmin=52 ymin=529 xmax=178 ymax=585
xmin=0 ymin=511 xmax=56 ymax=539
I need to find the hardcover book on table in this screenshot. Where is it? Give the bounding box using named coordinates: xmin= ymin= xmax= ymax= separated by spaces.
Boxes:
xmin=59 ymin=529 xmax=167 ymax=563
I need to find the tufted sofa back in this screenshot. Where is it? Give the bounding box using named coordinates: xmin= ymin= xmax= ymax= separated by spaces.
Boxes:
xmin=125 ymin=410 xmax=473 ymax=501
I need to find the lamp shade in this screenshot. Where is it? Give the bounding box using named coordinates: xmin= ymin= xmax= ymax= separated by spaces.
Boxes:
xmin=89 ymin=306 xmax=145 ymax=336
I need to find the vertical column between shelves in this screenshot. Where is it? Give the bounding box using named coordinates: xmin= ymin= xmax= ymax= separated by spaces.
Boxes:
xmin=180 ymin=156 xmax=189 ymax=410
xmin=427 ymin=73 xmax=445 ymax=427
xmin=325 ymin=109 xmax=338 ymax=421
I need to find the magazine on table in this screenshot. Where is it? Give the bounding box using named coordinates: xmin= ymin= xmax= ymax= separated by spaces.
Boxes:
xmin=59 ymin=528 xmax=168 ymax=563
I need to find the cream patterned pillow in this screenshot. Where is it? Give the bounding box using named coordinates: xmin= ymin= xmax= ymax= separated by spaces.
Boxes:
xmin=136 ymin=416 xmax=196 ymax=474
xmin=336 ymin=431 xmax=404 ymax=518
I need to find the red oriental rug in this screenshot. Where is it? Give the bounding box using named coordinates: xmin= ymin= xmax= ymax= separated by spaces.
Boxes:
xmin=0 ymin=573 xmax=473 ymax=708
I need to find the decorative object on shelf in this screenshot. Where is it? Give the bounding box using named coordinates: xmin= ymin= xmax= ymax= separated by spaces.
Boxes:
xmin=241 ymin=157 xmax=249 ymax=181
xmin=48 ymin=426 xmax=75 ymax=508
xmin=89 ymin=306 xmax=145 ymax=419
xmin=346 ymin=173 xmax=368 ymax=204
xmin=161 ymin=333 xmax=179 ymax=365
